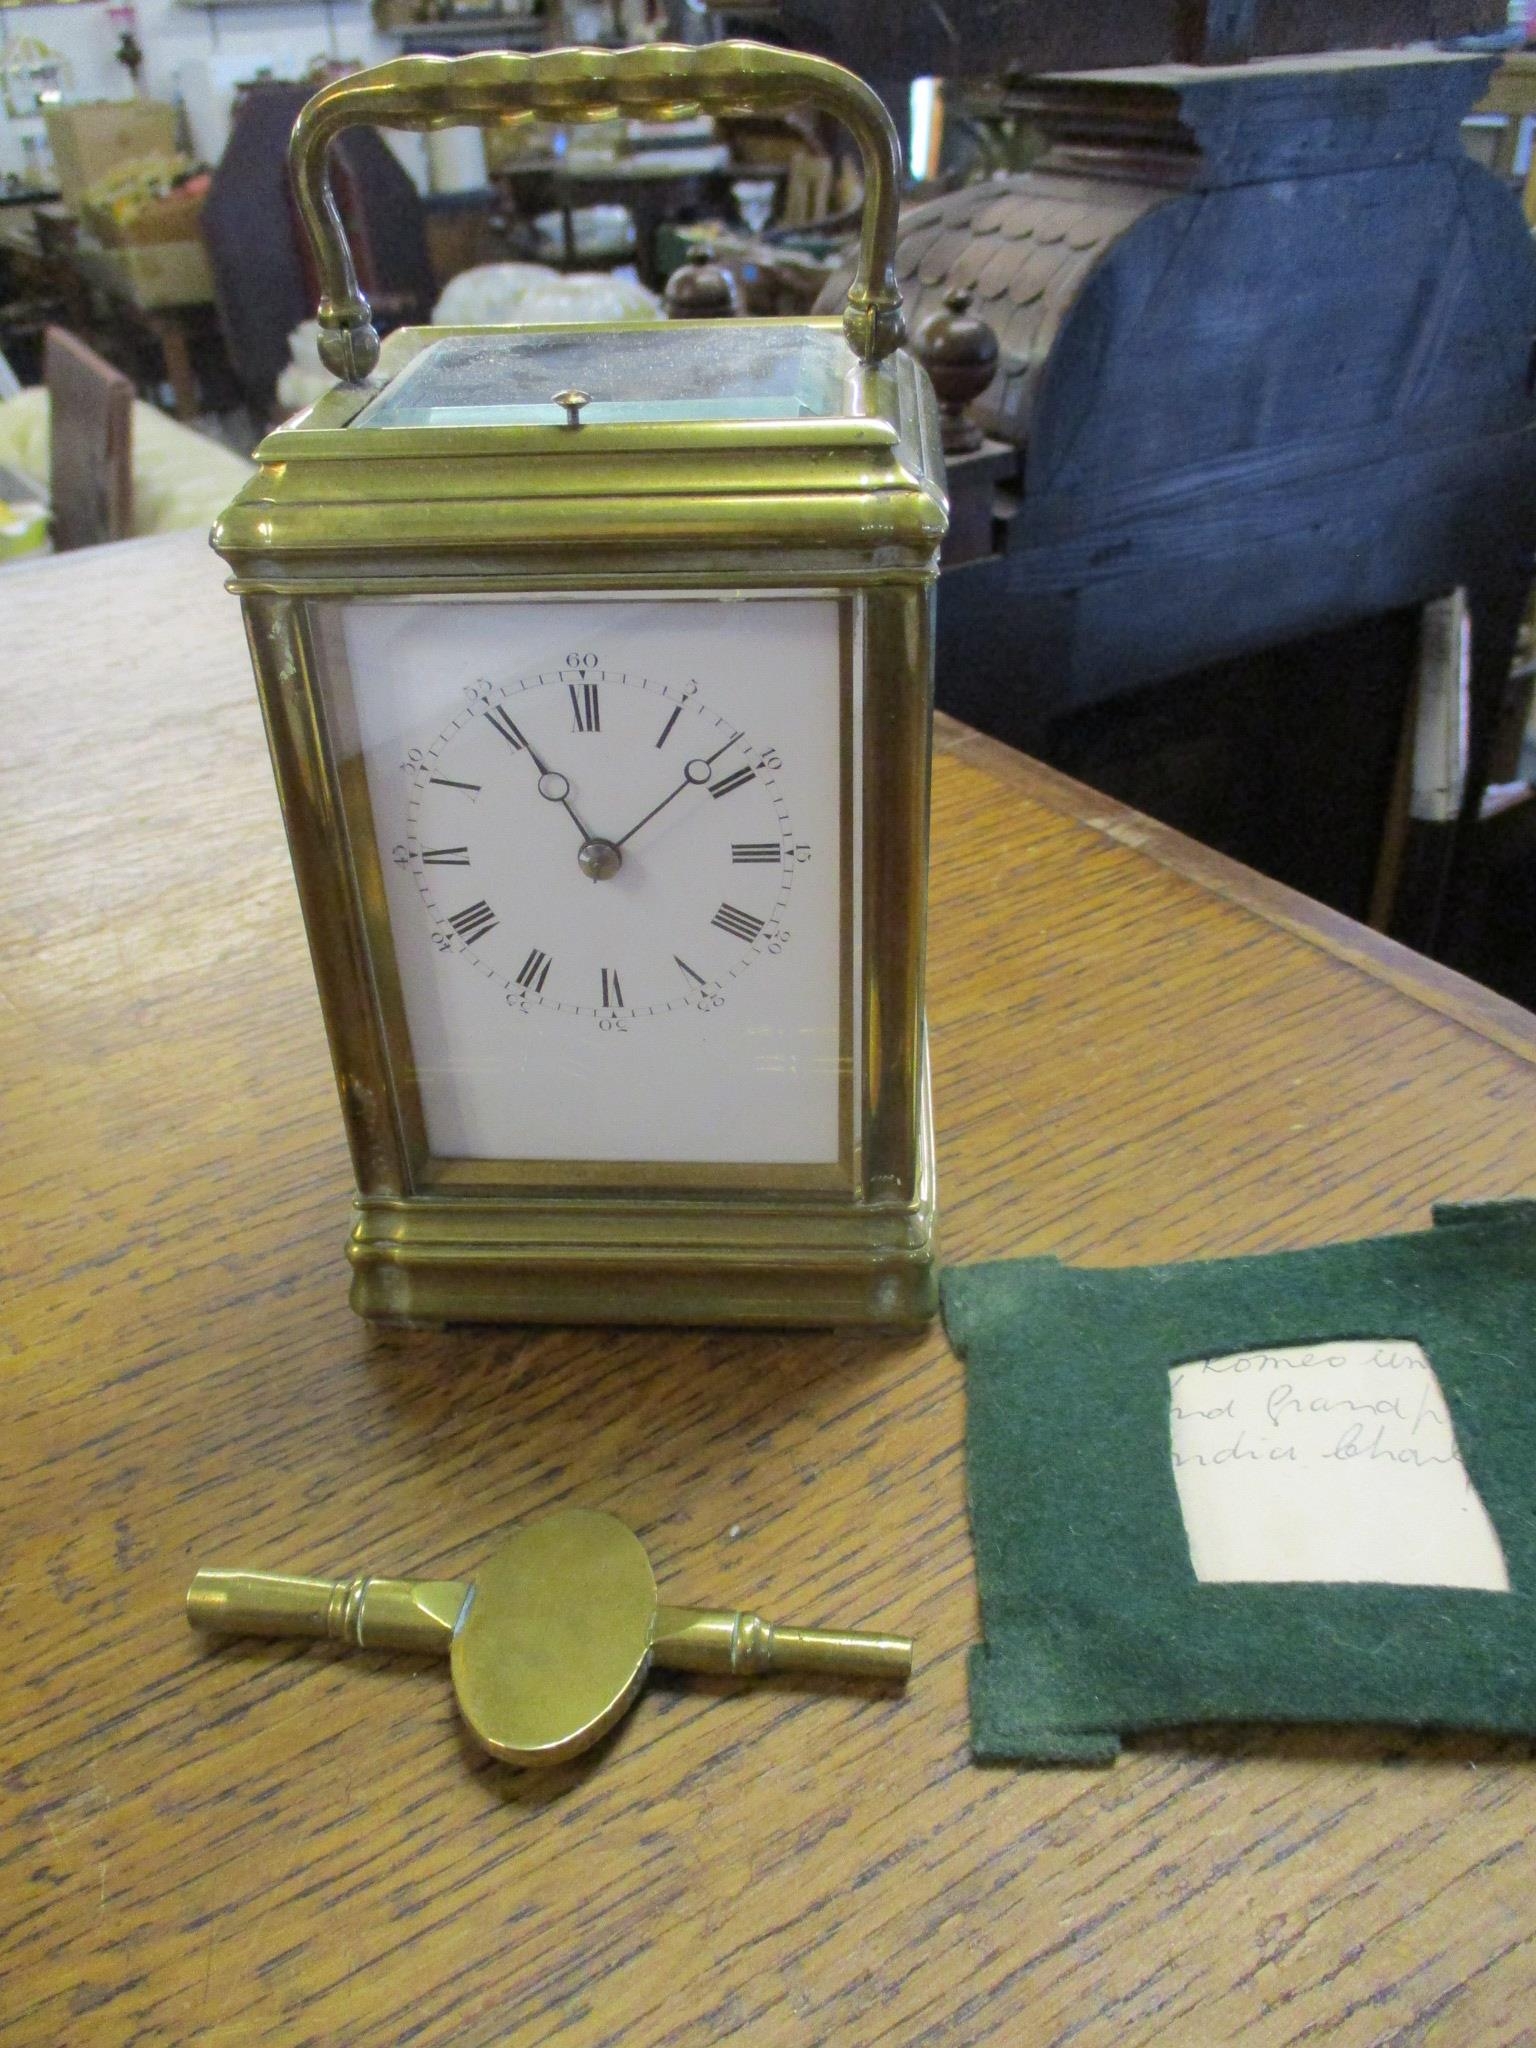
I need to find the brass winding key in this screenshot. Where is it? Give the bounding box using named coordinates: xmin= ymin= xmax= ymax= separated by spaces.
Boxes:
xmin=187 ymin=1508 xmax=912 ymax=1766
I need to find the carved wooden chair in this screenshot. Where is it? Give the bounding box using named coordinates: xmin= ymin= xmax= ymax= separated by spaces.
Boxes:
xmin=44 ymin=326 xmax=133 ymax=552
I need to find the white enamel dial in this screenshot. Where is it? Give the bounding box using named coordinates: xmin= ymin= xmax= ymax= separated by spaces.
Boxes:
xmin=400 ymin=668 xmax=797 ymax=1019
xmin=332 ymin=594 xmax=850 ymax=1168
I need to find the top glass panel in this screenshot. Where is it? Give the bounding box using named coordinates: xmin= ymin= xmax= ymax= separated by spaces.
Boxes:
xmin=351 ymin=324 xmax=862 ymax=429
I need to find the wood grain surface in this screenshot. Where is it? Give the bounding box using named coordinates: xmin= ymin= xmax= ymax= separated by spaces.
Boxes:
xmin=5 ymin=531 xmax=1536 ymax=2048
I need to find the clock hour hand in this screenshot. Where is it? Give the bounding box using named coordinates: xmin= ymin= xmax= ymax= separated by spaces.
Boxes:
xmin=611 ymin=735 xmax=742 ymax=851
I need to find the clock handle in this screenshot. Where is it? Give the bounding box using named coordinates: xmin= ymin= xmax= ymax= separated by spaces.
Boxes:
xmin=288 ymin=40 xmax=904 ymax=383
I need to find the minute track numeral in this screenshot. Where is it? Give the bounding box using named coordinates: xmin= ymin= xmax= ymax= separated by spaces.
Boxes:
xmin=516 ymin=947 xmax=552 ymax=993
xmin=568 ymin=682 xmax=601 ymax=733
xmin=483 ymin=706 xmax=523 ymax=750
xmin=709 ymin=764 xmax=755 ymax=800
xmin=449 ymin=900 xmax=498 ymax=944
xmin=711 ymin=902 xmax=765 ymax=944
xmin=421 ymin=846 xmax=470 ymax=866
xmin=731 ymin=842 xmax=779 ymax=864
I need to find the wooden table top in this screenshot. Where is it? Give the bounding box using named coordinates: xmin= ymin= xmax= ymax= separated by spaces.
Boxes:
xmin=6 ymin=531 xmax=1536 ymax=2047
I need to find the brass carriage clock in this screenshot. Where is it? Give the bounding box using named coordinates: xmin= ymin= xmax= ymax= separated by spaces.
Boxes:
xmin=213 ymin=42 xmax=946 ymax=1327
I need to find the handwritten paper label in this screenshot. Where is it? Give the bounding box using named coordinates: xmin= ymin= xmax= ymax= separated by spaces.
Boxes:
xmin=1168 ymin=1340 xmax=1509 ymax=1590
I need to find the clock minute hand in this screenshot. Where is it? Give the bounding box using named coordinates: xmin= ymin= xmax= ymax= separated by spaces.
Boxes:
xmin=611 ymin=735 xmax=741 ymax=852
xmin=500 ymin=712 xmax=595 ymax=844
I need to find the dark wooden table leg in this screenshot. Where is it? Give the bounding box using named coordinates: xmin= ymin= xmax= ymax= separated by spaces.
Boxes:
xmin=147 ymin=311 xmax=199 ymax=420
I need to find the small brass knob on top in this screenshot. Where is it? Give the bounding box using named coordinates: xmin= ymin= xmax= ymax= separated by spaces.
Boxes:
xmin=552 ymin=388 xmax=590 ymax=428
xmin=188 ymin=1509 xmax=913 ymax=1771
xmin=913 ymin=286 xmax=1000 ymax=455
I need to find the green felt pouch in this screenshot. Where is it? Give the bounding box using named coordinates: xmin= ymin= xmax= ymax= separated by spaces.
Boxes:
xmin=942 ymin=1203 xmax=1536 ymax=1765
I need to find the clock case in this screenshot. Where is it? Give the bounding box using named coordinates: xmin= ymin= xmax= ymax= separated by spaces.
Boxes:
xmin=211 ymin=44 xmax=947 ymax=1328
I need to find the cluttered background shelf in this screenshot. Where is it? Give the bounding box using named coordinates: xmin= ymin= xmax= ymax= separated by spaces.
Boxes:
xmin=4 ymin=530 xmax=1536 ymax=2043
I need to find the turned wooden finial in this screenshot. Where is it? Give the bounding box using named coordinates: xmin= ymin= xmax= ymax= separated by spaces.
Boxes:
xmin=914 ymin=286 xmax=1000 ymax=454
xmin=664 ymin=246 xmax=740 ymax=320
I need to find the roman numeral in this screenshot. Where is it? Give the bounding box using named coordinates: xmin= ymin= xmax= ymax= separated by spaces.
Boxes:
xmin=429 ymin=775 xmax=481 ymax=793
xmin=711 ymin=902 xmax=765 ymax=944
xmin=421 ymin=846 xmax=470 ymax=865
xmin=601 ymin=968 xmax=624 ymax=1009
xmin=516 ymin=947 xmax=552 ymax=993
xmin=731 ymin=843 xmax=779 ymax=864
xmin=656 ymin=704 xmax=682 ymax=749
xmin=674 ymin=955 xmax=706 ymax=986
xmin=448 ymin=900 xmax=497 ymax=944
xmin=709 ymin=764 xmax=755 ymax=800
xmin=569 ymin=682 xmax=600 ymax=733
xmin=484 ymin=706 xmax=523 ymax=750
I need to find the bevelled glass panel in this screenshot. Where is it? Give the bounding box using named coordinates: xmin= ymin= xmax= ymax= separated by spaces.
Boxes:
xmin=351 ymin=323 xmax=859 ymax=428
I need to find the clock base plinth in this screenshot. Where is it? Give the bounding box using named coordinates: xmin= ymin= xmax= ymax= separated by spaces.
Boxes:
xmin=346 ymin=1206 xmax=936 ymax=1329
xmin=344 ymin=1142 xmax=937 ymax=1330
